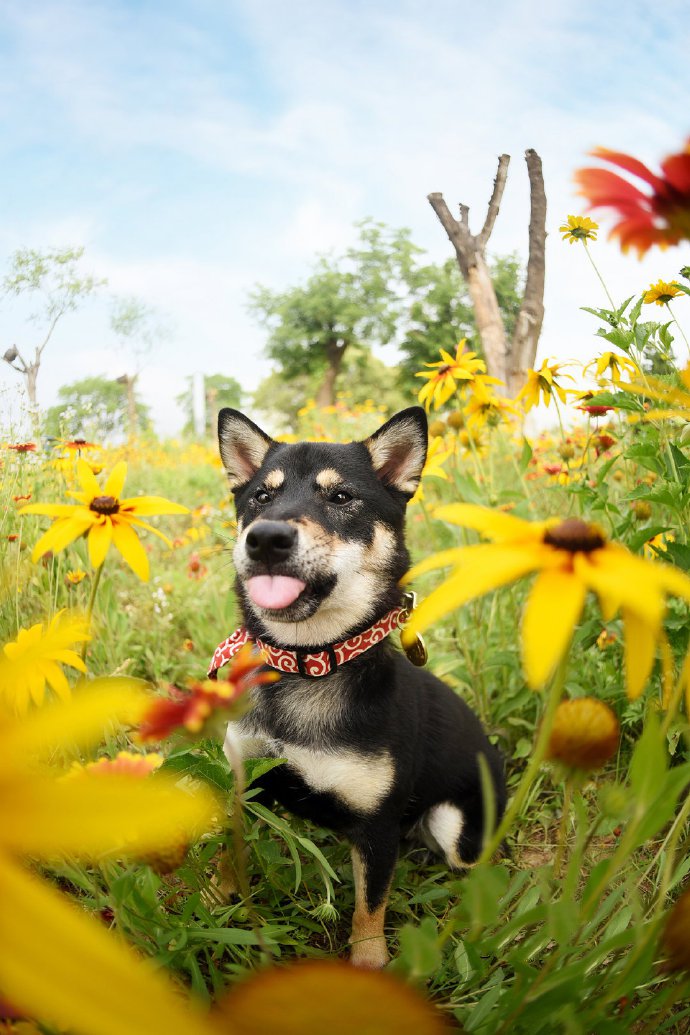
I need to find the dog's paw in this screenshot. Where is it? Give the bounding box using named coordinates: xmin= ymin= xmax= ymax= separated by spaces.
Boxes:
xmin=349 ymin=936 xmax=390 ymax=970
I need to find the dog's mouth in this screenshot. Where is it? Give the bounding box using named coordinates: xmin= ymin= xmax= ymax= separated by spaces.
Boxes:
xmin=245 ymin=574 xmax=307 ymax=611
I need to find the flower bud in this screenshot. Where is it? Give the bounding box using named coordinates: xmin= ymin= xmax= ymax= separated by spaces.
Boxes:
xmin=547 ymin=697 xmax=619 ymax=771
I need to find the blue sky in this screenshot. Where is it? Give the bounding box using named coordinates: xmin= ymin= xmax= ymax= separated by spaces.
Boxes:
xmin=1 ymin=0 xmax=689 ymax=434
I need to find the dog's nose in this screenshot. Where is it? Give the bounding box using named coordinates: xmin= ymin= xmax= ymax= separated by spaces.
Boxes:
xmin=245 ymin=520 xmax=297 ymax=564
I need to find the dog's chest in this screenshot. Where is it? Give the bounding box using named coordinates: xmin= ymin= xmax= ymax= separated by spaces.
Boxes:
xmin=225 ymin=673 xmax=396 ymax=815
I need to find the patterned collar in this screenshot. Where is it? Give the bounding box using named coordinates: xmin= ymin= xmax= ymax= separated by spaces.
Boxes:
xmin=208 ymin=606 xmax=407 ymax=680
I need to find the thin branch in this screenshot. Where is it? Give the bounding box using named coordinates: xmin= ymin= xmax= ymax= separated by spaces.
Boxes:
xmin=427 ymin=192 xmax=472 ymax=276
xmin=477 ymin=154 xmax=511 ymax=250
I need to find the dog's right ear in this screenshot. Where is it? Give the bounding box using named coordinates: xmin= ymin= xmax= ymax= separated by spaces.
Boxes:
xmin=217 ymin=409 xmax=274 ymax=491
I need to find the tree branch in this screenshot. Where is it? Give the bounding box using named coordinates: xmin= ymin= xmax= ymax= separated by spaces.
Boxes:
xmin=477 ymin=154 xmax=511 ymax=250
xmin=427 ymin=193 xmax=473 ymax=277
xmin=508 ymin=149 xmax=547 ymax=393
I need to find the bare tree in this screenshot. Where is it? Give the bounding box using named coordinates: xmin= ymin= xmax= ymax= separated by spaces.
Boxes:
xmin=2 ymin=246 xmax=104 ymax=427
xmin=428 ymin=150 xmax=546 ymax=396
xmin=110 ymin=296 xmax=169 ymax=438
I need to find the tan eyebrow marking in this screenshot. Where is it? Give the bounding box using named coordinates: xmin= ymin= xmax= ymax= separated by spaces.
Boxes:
xmin=264 ymin=469 xmax=285 ymax=489
xmin=315 ymin=468 xmax=343 ymax=491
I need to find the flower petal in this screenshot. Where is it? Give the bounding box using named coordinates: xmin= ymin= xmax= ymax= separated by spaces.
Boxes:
xmin=119 ymin=495 xmax=189 ymax=516
xmin=111 ymin=520 xmax=149 ymax=581
xmin=103 ymin=461 xmax=128 ymax=500
xmin=77 ymin=458 xmax=103 ymax=500
xmin=87 ymin=519 xmax=113 ymax=568
xmin=434 ymin=504 xmax=544 ymax=543
xmin=0 ymin=855 xmax=217 ymax=1035
xmin=622 ymin=608 xmax=658 ymax=700
xmin=402 ymin=544 xmax=544 ymax=645
xmin=521 ymin=570 xmax=587 ymax=688
xmin=31 ymin=515 xmax=95 ymax=562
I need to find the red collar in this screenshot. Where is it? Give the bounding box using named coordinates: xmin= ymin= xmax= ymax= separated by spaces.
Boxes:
xmin=208 ymin=607 xmax=406 ymax=680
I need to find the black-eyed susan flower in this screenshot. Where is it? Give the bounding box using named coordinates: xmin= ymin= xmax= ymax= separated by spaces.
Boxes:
xmin=0 ymin=678 xmax=219 ymax=1035
xmin=465 ymin=376 xmax=518 ymax=430
xmin=559 ymin=215 xmax=599 ymax=244
xmin=643 ymin=279 xmax=683 ymax=306
xmin=576 ymin=139 xmax=690 ymax=256
xmin=19 ymin=459 xmax=188 ymax=581
xmin=546 ymin=697 xmax=619 ymax=771
xmin=0 ymin=612 xmax=90 ymax=714
xmin=65 ymin=568 xmax=87 ymax=585
xmin=517 ymin=358 xmax=574 ymax=412
xmin=410 ymin=436 xmax=453 ymax=504
xmin=586 ymin=351 xmax=639 ymax=385
xmin=401 ymin=506 xmax=690 ymax=698
xmin=415 ymin=339 xmax=486 ymax=412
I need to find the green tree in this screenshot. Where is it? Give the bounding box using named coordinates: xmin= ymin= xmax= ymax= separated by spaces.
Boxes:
xmin=252 ymin=347 xmax=408 ymax=433
xmin=1 ymin=246 xmax=104 ymax=425
xmin=109 ymin=296 xmax=168 ymax=438
xmin=176 ymin=373 xmax=244 ymax=437
xmin=43 ymin=375 xmax=151 ymax=442
xmin=248 ymin=220 xmax=421 ymax=407
xmin=399 ymin=253 xmax=523 ymax=379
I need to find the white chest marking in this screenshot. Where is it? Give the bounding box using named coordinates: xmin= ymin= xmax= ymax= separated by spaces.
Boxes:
xmin=224 ymin=725 xmax=395 ymax=814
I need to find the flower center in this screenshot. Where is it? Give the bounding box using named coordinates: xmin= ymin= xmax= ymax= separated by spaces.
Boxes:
xmin=90 ymin=495 xmax=120 ymax=515
xmin=543 ymin=517 xmax=605 ymax=553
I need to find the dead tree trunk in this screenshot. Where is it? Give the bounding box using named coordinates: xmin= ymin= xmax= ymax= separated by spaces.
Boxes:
xmin=428 ymin=149 xmax=546 ymax=396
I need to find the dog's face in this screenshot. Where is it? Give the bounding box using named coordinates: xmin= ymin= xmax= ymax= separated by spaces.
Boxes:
xmin=218 ymin=407 xmax=428 ymax=647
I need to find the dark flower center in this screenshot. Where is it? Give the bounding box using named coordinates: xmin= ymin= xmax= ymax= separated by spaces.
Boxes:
xmin=543 ymin=517 xmax=605 ymax=553
xmin=90 ymin=495 xmax=120 ymax=515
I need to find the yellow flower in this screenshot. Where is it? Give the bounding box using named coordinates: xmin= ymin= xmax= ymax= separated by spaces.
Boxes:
xmin=19 ymin=459 xmax=188 ymax=581
xmin=643 ymin=279 xmax=683 ymax=306
xmin=65 ymin=568 xmax=87 ymax=585
xmin=517 ymin=358 xmax=574 ymax=412
xmin=559 ymin=214 xmax=599 ymax=244
xmin=586 ymin=351 xmax=639 ymax=385
xmin=0 ymin=611 xmax=90 ymax=714
xmin=409 ymin=436 xmax=453 ymax=505
xmin=546 ymin=697 xmax=619 ymax=770
xmin=464 ymin=376 xmax=518 ymax=430
xmin=616 ymin=365 xmax=690 ymax=423
xmin=401 ymin=506 xmax=690 ymax=698
xmin=0 ymin=679 xmax=219 ymax=1035
xmin=415 ymin=339 xmax=486 ymax=412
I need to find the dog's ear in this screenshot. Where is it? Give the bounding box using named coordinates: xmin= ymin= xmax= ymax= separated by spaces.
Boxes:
xmin=363 ymin=407 xmax=428 ymax=498
xmin=218 ymin=409 xmax=274 ymax=491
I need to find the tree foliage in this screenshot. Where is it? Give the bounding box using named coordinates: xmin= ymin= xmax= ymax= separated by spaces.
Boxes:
xmin=248 ymin=221 xmax=421 ymax=407
xmin=43 ymin=375 xmax=151 ymax=441
xmin=176 ymin=373 xmax=244 ymax=437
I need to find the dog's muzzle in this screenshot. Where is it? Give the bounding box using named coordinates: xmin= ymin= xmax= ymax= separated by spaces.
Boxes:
xmin=245 ymin=520 xmax=297 ymax=565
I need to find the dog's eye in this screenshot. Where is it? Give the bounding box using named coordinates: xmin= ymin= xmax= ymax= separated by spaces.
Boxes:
xmin=329 ymin=489 xmax=353 ymax=505
xmin=254 ymin=488 xmax=271 ymax=505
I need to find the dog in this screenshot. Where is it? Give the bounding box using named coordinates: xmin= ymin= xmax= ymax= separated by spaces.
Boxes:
xmin=211 ymin=405 xmax=506 ymax=968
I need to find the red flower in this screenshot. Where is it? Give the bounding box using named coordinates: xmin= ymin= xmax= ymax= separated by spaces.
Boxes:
xmin=6 ymin=442 xmax=36 ymax=452
xmin=579 ymin=404 xmax=614 ymax=417
xmin=575 ymin=139 xmax=690 ymax=256
xmin=138 ymin=645 xmax=276 ymax=741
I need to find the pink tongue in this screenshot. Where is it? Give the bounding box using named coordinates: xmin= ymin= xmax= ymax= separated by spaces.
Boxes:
xmin=246 ymin=575 xmax=306 ymax=610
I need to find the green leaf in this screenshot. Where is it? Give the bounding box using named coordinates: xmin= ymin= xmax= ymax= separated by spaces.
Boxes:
xmin=397 ymin=917 xmax=442 ymax=978
xmin=518 ymin=438 xmax=533 ymax=473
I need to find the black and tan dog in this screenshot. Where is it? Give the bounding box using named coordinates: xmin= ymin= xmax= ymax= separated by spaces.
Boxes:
xmin=212 ymin=406 xmax=506 ymax=968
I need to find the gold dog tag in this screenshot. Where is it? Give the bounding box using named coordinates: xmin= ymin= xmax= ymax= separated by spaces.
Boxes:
xmin=401 ymin=591 xmax=428 ymax=667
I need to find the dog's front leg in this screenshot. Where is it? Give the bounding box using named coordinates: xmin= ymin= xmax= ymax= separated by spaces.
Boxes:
xmin=349 ymin=826 xmax=399 ymax=969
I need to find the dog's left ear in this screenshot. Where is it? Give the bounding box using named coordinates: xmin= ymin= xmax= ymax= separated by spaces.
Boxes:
xmin=364 ymin=407 xmax=428 ymax=498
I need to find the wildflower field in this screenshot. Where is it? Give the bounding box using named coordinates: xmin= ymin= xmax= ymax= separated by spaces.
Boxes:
xmin=3 ymin=142 xmax=690 ymax=1034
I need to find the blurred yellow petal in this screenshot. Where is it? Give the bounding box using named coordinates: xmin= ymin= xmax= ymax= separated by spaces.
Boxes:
xmin=19 ymin=502 xmax=82 ymax=517
xmin=0 ymin=856 xmax=216 ymax=1035
xmin=434 ymin=504 xmax=544 ymax=543
xmin=41 ymin=662 xmax=72 ymax=703
xmin=578 ymin=549 xmax=665 ymax=628
xmin=1 ymin=678 xmax=151 ymax=765
xmin=522 ymin=570 xmax=587 ymax=688
xmin=124 ymin=515 xmax=173 ymax=546
xmin=76 ymin=458 xmax=102 ymax=499
xmin=622 ymin=608 xmax=657 ymax=700
xmin=3 ymin=772 xmax=218 ymax=858
xmin=402 ymin=545 xmax=543 ymax=645
xmin=119 ymin=496 xmax=189 ymax=516
xmin=31 ymin=515 xmax=95 ymax=562
xmin=402 ymin=547 xmax=468 ymax=584
xmin=87 ymin=519 xmax=113 ymax=568
xmin=103 ymin=460 xmax=128 ymax=499
xmin=111 ymin=520 xmax=149 ymax=581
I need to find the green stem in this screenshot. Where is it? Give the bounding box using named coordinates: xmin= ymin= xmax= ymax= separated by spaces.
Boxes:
xmin=478 ymin=654 xmax=568 ymax=863
xmin=553 ymin=776 xmax=574 ymax=879
xmin=81 ymin=563 xmax=104 ymax=662
xmin=583 ymin=242 xmax=616 ymax=310
xmin=665 ymin=300 xmax=690 ymax=359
